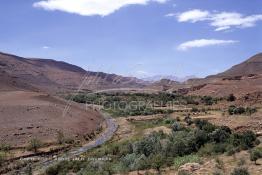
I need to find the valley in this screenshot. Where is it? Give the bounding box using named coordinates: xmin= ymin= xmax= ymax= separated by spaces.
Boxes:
xmin=0 ymin=52 xmax=261 ymax=175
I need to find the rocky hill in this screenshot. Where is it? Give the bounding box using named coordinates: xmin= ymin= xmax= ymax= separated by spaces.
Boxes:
xmin=209 ymin=53 xmax=262 ymax=78
xmin=0 ymin=52 xmax=145 ymax=93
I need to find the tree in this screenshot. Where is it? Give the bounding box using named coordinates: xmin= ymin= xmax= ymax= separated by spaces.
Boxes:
xmin=201 ymin=96 xmax=214 ymax=105
xmin=27 ymin=138 xmax=42 ymax=153
xmin=210 ymin=128 xmax=230 ymax=143
xmin=228 ymin=105 xmax=236 ymax=115
xmin=241 ymin=131 xmax=256 ymax=149
xmin=227 ymin=94 xmax=236 ymax=102
xmin=194 ymin=129 xmax=208 ymax=149
xmin=150 ymin=154 xmax=164 ymax=173
xmin=250 ymin=148 xmax=262 ymax=165
xmin=56 ymin=131 xmax=65 ymax=145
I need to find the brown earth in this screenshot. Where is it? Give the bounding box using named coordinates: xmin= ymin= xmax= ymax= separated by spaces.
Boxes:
xmin=0 ymin=52 xmax=145 ymax=93
xmin=0 ymin=90 xmax=103 ymax=147
xmin=187 ymin=74 xmax=262 ymax=97
xmin=147 ymin=53 xmax=262 ymax=97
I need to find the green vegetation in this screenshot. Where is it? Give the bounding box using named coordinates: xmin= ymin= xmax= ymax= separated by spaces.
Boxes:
xmin=231 ymin=167 xmax=250 ymax=175
xmin=45 ymin=119 xmax=258 ymax=175
xmin=0 ymin=142 xmax=11 ymax=152
xmin=173 ymin=154 xmax=201 ymax=169
xmin=228 ymin=105 xmax=257 ymax=115
xmin=0 ymin=143 xmax=10 ymax=167
xmin=0 ymin=151 xmax=7 ymax=166
xmin=227 ymin=94 xmax=236 ymax=102
xmin=215 ymin=158 xmax=225 ymax=172
xmin=66 ymin=92 xmax=222 ymax=117
xmin=27 ymin=138 xmax=42 ymax=153
xmin=56 ymin=131 xmax=65 ymax=145
xmin=53 ymin=92 xmax=260 ymax=175
xmin=201 ymin=96 xmax=220 ymax=105
xmin=250 ymin=147 xmax=262 ymax=165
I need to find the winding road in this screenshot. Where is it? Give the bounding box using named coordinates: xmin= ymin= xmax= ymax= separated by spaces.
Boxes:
xmin=19 ymin=112 xmax=118 ymax=174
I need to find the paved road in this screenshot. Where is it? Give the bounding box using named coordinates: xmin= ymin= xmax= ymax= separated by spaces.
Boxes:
xmin=19 ymin=113 xmax=118 ymax=174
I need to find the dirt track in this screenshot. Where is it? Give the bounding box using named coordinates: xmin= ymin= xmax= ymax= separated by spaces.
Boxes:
xmin=14 ymin=113 xmax=118 ymax=175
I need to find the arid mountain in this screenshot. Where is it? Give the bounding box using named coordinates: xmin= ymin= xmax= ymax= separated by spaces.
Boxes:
xmin=0 ymin=52 xmax=145 ymax=93
xmin=146 ymin=79 xmax=181 ymax=91
xmin=208 ymin=53 xmax=262 ymax=78
xmin=0 ymin=91 xmax=103 ymax=146
xmin=0 ymin=52 xmax=106 ymax=146
xmin=142 ymin=75 xmax=197 ymax=82
xmin=184 ymin=53 xmax=262 ymax=97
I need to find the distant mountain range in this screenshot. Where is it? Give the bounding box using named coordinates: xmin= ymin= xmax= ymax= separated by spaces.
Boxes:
xmin=183 ymin=53 xmax=262 ymax=97
xmin=0 ymin=51 xmax=261 ymax=97
xmin=0 ymin=52 xmax=145 ymax=93
xmin=142 ymin=75 xmax=197 ymax=82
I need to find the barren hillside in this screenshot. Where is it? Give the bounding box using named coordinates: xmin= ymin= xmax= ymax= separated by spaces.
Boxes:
xmin=0 ymin=52 xmax=145 ymax=93
xmin=0 ymin=90 xmax=103 ymax=146
xmin=163 ymin=53 xmax=262 ymax=97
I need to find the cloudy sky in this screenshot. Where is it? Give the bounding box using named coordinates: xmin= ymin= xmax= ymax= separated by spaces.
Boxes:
xmin=0 ymin=0 xmax=261 ymax=78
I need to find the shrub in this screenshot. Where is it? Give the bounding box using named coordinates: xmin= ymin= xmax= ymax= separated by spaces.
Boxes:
xmin=215 ymin=158 xmax=224 ymax=171
xmin=245 ymin=107 xmax=257 ymax=115
xmin=193 ymin=129 xmax=208 ymax=149
xmin=0 ymin=143 xmax=11 ymax=152
xmin=191 ymin=107 xmax=199 ymax=113
xmin=238 ymin=157 xmax=246 ymax=166
xmin=227 ymin=94 xmax=236 ymax=102
xmin=250 ymin=147 xmax=262 ymax=165
xmin=198 ymin=143 xmax=214 ymax=156
xmin=230 ymin=130 xmax=257 ymax=150
xmin=184 ymin=115 xmax=193 ymax=126
xmin=0 ymin=151 xmax=6 ymax=166
xmin=194 ymin=119 xmax=217 ymax=133
xmin=210 ymin=128 xmax=230 ymax=143
xmin=241 ymin=131 xmax=256 ymax=149
xmin=201 ymin=96 xmax=215 ymax=105
xmin=172 ymin=122 xmax=183 ymax=132
xmin=149 ymin=154 xmax=165 ymax=172
xmin=56 ymin=131 xmax=65 ymax=145
xmin=231 ymin=167 xmax=250 ymax=175
xmin=173 ymin=154 xmax=200 ymax=169
xmin=133 ymin=133 xmax=161 ymax=157
xmin=213 ymin=170 xmax=223 ymax=175
xmin=228 ymin=105 xmax=235 ymax=115
xmin=27 ymin=138 xmax=42 ymax=153
xmin=121 ymin=153 xmax=137 ymax=169
xmin=213 ymin=143 xmax=227 ymax=154
xmin=164 ymin=118 xmax=174 ymax=124
xmin=228 ymin=105 xmax=245 ymax=115
xmin=228 ymin=106 xmax=256 ymax=115
xmin=178 ymin=170 xmax=191 ymax=175
xmin=226 ymin=145 xmax=236 ymax=156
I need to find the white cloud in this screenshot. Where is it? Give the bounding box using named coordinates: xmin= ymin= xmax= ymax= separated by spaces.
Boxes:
xmin=177 ymin=9 xmax=210 ymax=22
xmin=177 ymin=39 xmax=238 ymax=51
xmin=42 ymin=46 xmax=50 ymax=49
xmin=165 ymin=13 xmax=175 ymax=17
xmin=176 ymin=9 xmax=262 ymax=31
xmin=33 ymin=0 xmax=167 ymax=16
xmin=210 ymin=12 xmax=262 ymax=31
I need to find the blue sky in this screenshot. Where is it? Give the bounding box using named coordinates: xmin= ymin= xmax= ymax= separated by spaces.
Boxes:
xmin=0 ymin=0 xmax=261 ymax=78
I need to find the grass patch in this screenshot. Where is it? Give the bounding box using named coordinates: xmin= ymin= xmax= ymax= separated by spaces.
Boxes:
xmin=173 ymin=154 xmax=201 ymax=169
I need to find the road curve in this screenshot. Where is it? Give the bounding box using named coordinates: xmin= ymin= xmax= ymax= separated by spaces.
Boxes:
xmin=19 ymin=112 xmax=118 ymax=175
